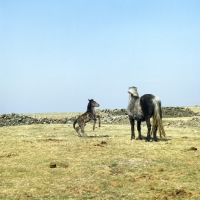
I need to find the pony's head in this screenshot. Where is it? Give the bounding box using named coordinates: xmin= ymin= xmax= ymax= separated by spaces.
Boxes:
xmin=88 ymin=99 xmax=100 ymax=107
xmin=128 ymin=87 xmax=139 ymax=97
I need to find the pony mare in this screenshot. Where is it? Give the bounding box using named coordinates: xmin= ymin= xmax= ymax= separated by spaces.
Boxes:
xmin=127 ymin=86 xmax=165 ymax=141
xmin=73 ymin=99 xmax=100 ymax=137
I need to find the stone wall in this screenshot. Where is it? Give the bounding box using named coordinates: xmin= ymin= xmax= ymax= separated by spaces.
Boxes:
xmin=0 ymin=107 xmax=199 ymax=127
xmin=99 ymin=107 xmax=199 ymax=118
xmin=0 ymin=113 xmax=74 ymax=127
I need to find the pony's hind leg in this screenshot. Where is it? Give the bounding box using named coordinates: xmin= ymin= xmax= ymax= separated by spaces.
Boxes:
xmin=152 ymin=125 xmax=158 ymax=141
xmin=145 ymin=117 xmax=151 ymax=142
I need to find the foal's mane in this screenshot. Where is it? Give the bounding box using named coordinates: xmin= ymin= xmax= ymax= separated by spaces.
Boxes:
xmin=87 ymin=99 xmax=94 ymax=112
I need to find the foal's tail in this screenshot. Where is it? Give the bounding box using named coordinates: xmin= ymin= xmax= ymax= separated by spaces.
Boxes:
xmin=152 ymin=97 xmax=166 ymax=138
xmin=73 ymin=119 xmax=77 ymax=129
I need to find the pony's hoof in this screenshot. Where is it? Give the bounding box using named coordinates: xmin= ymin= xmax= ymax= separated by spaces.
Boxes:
xmin=153 ymin=138 xmax=158 ymax=142
xmin=136 ymin=137 xmax=142 ymax=140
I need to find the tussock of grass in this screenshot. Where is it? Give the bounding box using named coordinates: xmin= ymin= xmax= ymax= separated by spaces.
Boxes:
xmin=0 ymin=122 xmax=200 ymax=199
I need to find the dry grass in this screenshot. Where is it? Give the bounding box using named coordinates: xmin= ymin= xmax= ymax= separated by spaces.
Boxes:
xmin=27 ymin=112 xmax=81 ymax=119
xmin=184 ymin=105 xmax=200 ymax=113
xmin=1 ymin=119 xmax=200 ymax=199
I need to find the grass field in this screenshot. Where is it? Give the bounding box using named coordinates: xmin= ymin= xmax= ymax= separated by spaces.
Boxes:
xmin=1 ymin=108 xmax=200 ymax=199
xmin=184 ymin=105 xmax=200 ymax=113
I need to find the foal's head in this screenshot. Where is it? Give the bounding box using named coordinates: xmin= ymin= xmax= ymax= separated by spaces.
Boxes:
xmin=88 ymin=99 xmax=100 ymax=108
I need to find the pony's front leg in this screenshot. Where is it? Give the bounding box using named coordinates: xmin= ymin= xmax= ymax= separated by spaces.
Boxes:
xmin=145 ymin=117 xmax=151 ymax=142
xmin=129 ymin=116 xmax=135 ymax=140
xmin=137 ymin=121 xmax=143 ymax=140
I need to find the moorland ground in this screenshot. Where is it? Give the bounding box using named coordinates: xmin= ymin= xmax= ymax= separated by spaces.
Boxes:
xmin=0 ymin=106 xmax=200 ymax=200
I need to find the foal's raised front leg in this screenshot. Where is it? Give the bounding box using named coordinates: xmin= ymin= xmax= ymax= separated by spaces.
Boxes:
xmin=93 ymin=115 xmax=101 ymax=131
xmin=129 ymin=116 xmax=135 ymax=140
xmin=96 ymin=115 xmax=101 ymax=127
xmin=93 ymin=118 xmax=97 ymax=131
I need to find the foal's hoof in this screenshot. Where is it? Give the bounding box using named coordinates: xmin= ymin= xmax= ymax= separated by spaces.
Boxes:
xmin=136 ymin=137 xmax=143 ymax=140
xmin=83 ymin=135 xmax=88 ymax=137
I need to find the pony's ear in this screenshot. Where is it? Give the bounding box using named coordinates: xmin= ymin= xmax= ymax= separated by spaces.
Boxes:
xmin=88 ymin=99 xmax=91 ymax=101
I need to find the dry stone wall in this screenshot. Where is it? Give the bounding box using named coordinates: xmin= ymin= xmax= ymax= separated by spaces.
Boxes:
xmin=0 ymin=113 xmax=74 ymax=127
xmin=0 ymin=107 xmax=199 ymax=127
xmin=99 ymin=107 xmax=199 ymax=118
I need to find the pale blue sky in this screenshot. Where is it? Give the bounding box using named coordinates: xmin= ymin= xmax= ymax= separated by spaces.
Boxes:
xmin=0 ymin=0 xmax=200 ymax=114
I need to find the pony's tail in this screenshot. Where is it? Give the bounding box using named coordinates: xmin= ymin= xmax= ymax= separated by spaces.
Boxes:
xmin=73 ymin=119 xmax=77 ymax=129
xmin=152 ymin=97 xmax=166 ymax=138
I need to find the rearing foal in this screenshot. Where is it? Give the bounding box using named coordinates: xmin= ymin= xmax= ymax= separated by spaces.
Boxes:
xmin=73 ymin=99 xmax=100 ymax=137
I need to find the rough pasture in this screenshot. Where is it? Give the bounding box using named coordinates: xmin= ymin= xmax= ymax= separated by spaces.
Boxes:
xmin=0 ymin=106 xmax=200 ymax=199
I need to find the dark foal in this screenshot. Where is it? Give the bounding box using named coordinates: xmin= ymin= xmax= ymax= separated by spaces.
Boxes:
xmin=127 ymin=87 xmax=165 ymax=141
xmin=73 ymin=99 xmax=100 ymax=137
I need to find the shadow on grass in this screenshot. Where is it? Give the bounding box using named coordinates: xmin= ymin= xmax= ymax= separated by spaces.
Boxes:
xmin=133 ymin=135 xmax=171 ymax=142
xmin=87 ymin=135 xmax=109 ymax=138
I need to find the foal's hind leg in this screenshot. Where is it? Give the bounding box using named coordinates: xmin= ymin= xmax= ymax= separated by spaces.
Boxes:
xmin=75 ymin=126 xmax=82 ymax=137
xmin=80 ymin=125 xmax=88 ymax=137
